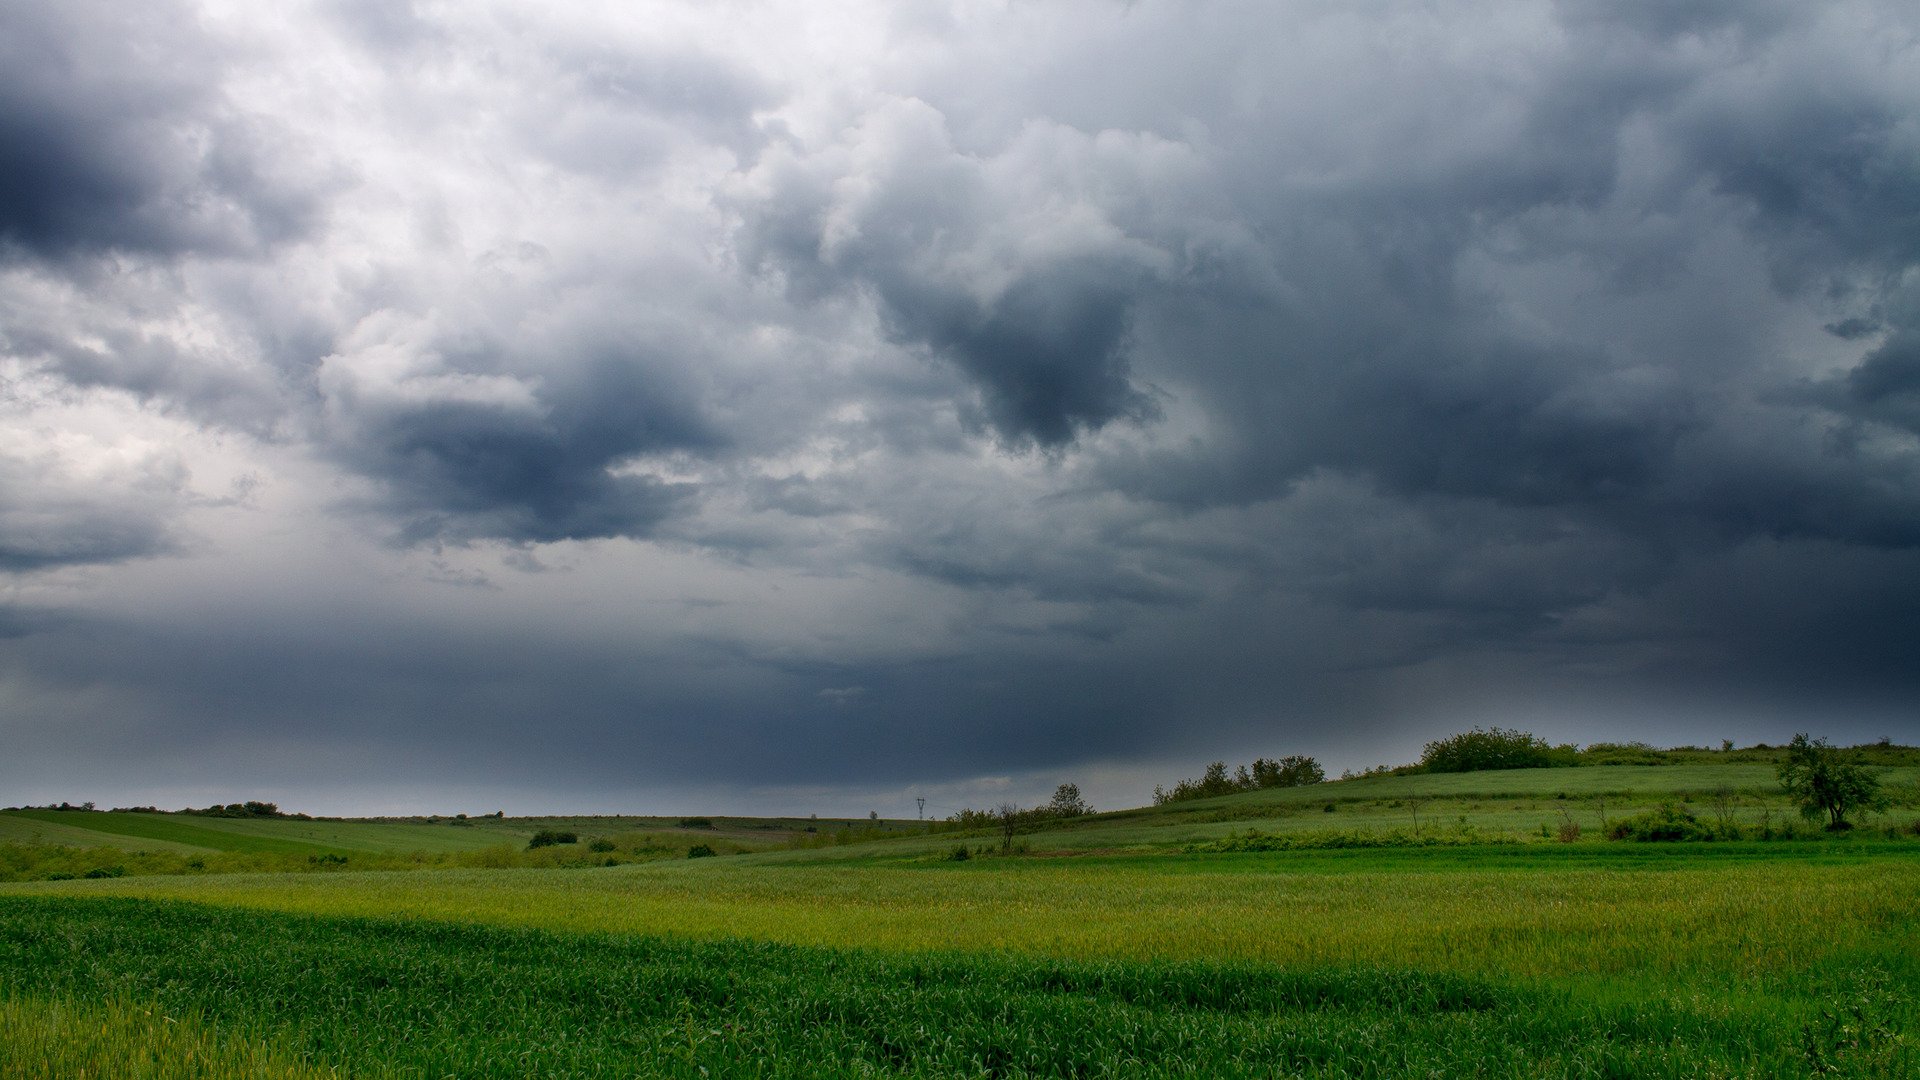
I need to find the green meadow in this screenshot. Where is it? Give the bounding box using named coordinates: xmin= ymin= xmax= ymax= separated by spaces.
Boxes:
xmin=3 ymin=750 xmax=1917 ymax=1077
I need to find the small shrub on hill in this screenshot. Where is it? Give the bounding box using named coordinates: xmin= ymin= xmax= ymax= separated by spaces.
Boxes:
xmin=678 ymin=818 xmax=715 ymax=829
xmin=686 ymin=844 xmax=716 ymax=859
xmin=1607 ymin=804 xmax=1719 ymax=842
xmin=526 ymin=830 xmax=577 ymax=849
xmin=587 ymin=838 xmax=616 ymax=853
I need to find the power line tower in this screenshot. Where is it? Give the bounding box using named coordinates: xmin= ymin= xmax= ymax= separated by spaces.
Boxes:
xmin=916 ymin=797 xmax=925 ymax=820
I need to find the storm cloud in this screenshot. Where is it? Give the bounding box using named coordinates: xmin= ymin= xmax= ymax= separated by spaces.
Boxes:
xmin=2 ymin=0 xmax=1917 ymax=815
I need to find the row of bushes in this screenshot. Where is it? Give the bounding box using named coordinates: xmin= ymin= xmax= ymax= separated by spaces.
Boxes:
xmin=1153 ymin=756 xmax=1325 ymax=805
xmin=1414 ymin=729 xmax=1918 ymax=775
xmin=0 ymin=801 xmax=314 ymax=820
xmin=527 ymin=828 xmax=725 ymax=860
xmin=1187 ymin=827 xmax=1519 ymax=852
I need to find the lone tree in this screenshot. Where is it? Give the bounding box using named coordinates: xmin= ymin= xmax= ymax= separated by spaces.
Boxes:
xmin=995 ymin=802 xmax=1024 ymax=853
xmin=1047 ymin=783 xmax=1091 ymax=818
xmin=1778 ymin=734 xmax=1886 ymax=831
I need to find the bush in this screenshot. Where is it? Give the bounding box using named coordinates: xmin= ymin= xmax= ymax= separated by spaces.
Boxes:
xmin=947 ymin=845 xmax=971 ymax=862
xmin=526 ymin=830 xmax=577 ymax=849
xmin=1607 ymin=805 xmax=1716 ymax=842
xmin=686 ymin=844 xmax=716 ymax=859
xmin=1421 ymin=728 xmax=1572 ymax=772
xmin=83 ymin=866 xmax=125 ymax=879
xmin=678 ymin=818 xmax=715 ymax=829
xmin=587 ymin=838 xmax=616 ymax=853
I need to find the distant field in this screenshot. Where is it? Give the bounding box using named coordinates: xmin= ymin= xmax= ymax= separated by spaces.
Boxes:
xmin=0 ymin=809 xmax=824 ymax=857
xmin=8 ymin=758 xmax=1915 ymax=865
xmin=6 ymin=842 xmax=1909 ymax=983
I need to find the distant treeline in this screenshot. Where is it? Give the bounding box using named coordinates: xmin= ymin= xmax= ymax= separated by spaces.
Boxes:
xmin=1146 ymin=731 xmax=1920 ymax=803
xmin=1345 ymin=728 xmax=1920 ymax=777
xmin=940 ymin=784 xmax=1094 ymax=835
xmin=1 ymin=800 xmax=310 ymax=820
xmin=1153 ymin=756 xmax=1326 ymax=805
xmin=176 ymin=801 xmax=310 ymax=820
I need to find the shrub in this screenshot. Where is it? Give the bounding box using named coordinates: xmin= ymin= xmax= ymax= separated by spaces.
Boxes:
xmin=527 ymin=830 xmax=577 ymax=850
xmin=83 ymin=866 xmax=125 ymax=879
xmin=1421 ymin=727 xmax=1571 ymax=772
xmin=678 ymin=818 xmax=715 ymax=829
xmin=1607 ymin=804 xmax=1715 ymax=842
xmin=947 ymin=845 xmax=971 ymax=862
xmin=587 ymin=838 xmax=616 ymax=853
xmin=686 ymin=844 xmax=716 ymax=859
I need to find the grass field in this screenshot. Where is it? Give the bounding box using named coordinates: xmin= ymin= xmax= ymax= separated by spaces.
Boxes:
xmin=3 ymin=753 xmax=1916 ymax=1076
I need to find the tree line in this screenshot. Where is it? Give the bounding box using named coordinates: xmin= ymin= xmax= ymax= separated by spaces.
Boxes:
xmin=1152 ymin=755 xmax=1325 ymax=805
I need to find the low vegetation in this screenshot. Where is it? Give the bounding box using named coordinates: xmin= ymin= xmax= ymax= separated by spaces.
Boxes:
xmin=1153 ymin=756 xmax=1325 ymax=804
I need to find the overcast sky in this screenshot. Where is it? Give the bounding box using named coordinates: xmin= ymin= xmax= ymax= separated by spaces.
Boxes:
xmin=3 ymin=0 xmax=1917 ymax=817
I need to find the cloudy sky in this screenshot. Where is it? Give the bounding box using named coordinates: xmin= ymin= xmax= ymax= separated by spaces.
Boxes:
xmin=3 ymin=0 xmax=1917 ymax=817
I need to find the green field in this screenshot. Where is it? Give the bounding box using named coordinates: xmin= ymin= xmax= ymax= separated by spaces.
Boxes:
xmin=4 ymin=755 xmax=1917 ymax=1077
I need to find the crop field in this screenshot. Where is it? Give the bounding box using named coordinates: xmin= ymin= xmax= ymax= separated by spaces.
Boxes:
xmin=3 ymin=757 xmax=1916 ymax=1077
xmin=0 ymin=808 xmax=828 ymax=856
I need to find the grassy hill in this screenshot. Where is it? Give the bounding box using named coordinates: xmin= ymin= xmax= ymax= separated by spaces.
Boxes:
xmin=770 ymin=751 xmax=1920 ymax=864
xmin=6 ymin=744 xmax=1917 ymax=873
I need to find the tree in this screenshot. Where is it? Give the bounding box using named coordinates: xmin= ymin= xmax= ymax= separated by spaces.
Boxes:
xmin=1252 ymin=755 xmax=1325 ymax=788
xmin=995 ymin=802 xmax=1024 ymax=853
xmin=1778 ymin=734 xmax=1886 ymax=830
xmin=1047 ymin=783 xmax=1091 ymax=818
xmin=1199 ymin=761 xmax=1234 ymax=797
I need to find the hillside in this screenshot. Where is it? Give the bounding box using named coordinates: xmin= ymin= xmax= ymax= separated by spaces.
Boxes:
xmin=5 ymin=743 xmax=1916 ymax=878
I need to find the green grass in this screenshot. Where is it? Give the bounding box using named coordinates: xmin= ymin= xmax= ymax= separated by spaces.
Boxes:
xmin=4 ymin=895 xmax=1910 ymax=1078
xmin=11 ymin=844 xmax=1916 ymax=990
xmin=0 ymin=994 xmax=331 ymax=1080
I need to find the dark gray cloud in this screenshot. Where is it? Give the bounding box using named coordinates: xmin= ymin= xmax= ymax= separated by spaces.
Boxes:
xmin=2 ymin=1 xmax=1918 ymax=814
xmin=0 ymin=1 xmax=319 ymax=262
xmin=733 ymin=106 xmax=1175 ymax=446
xmin=320 ymin=336 xmax=723 ymax=544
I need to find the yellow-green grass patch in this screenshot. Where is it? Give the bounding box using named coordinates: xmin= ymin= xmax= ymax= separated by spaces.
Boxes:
xmin=0 ymin=995 xmax=345 ymax=1080
xmin=10 ymin=846 xmax=1916 ymax=996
